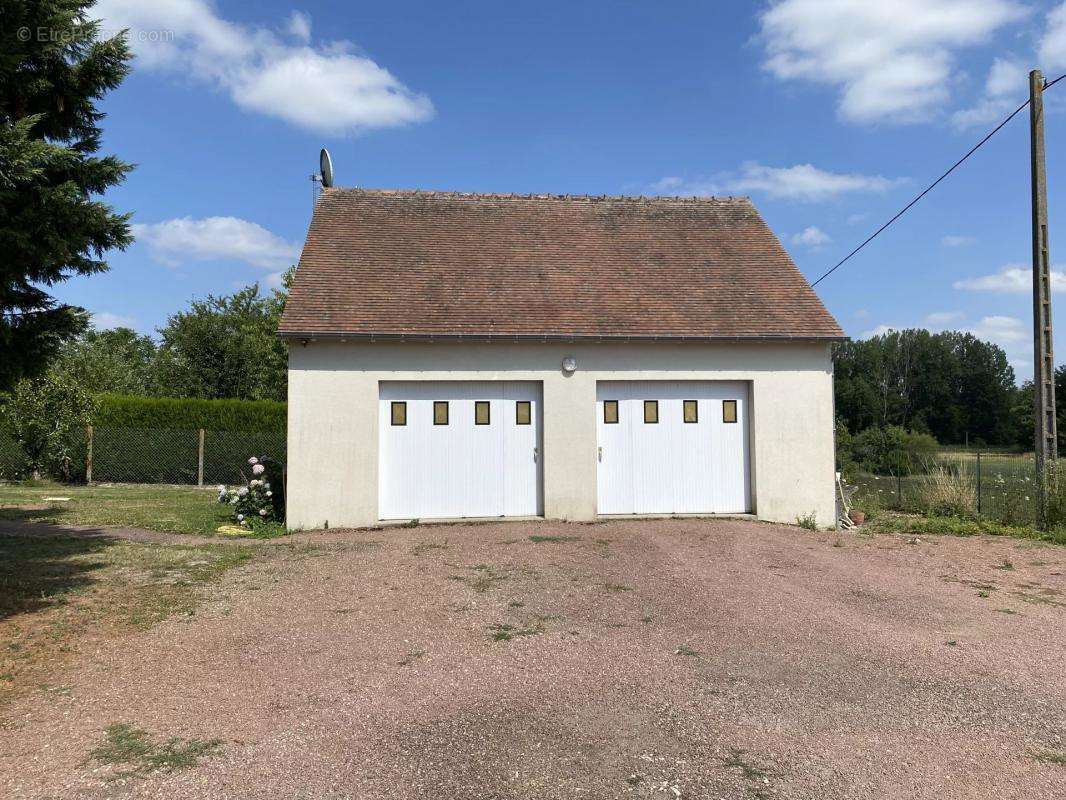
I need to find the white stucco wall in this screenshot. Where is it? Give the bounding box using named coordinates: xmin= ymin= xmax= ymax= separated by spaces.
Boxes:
xmin=286 ymin=340 xmax=837 ymax=530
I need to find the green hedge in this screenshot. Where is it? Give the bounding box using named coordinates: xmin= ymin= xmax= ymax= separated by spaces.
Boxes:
xmin=94 ymin=394 xmax=286 ymax=432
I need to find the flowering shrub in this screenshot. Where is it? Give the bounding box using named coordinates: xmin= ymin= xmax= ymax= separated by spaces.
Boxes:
xmin=218 ymin=455 xmax=279 ymax=528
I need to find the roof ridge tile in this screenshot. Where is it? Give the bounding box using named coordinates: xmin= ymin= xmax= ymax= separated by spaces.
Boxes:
xmin=321 ymin=187 xmax=751 ymax=204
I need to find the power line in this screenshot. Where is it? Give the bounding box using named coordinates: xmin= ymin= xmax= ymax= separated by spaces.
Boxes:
xmin=811 ymin=72 xmax=1066 ymax=288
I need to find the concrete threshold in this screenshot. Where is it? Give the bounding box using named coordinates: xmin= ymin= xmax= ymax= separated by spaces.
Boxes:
xmin=376 ymin=512 xmax=758 ymax=528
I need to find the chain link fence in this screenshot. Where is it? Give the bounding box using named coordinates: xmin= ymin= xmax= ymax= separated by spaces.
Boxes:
xmin=849 ymin=450 xmax=1040 ymax=526
xmin=0 ymin=426 xmax=286 ymax=486
xmin=0 ymin=429 xmax=21 ymax=478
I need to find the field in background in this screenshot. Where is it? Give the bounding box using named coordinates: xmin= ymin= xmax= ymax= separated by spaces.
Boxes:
xmin=851 ymin=450 xmax=1040 ymax=526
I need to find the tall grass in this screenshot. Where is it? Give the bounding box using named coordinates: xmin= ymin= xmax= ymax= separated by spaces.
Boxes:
xmin=915 ymin=465 xmax=976 ymax=518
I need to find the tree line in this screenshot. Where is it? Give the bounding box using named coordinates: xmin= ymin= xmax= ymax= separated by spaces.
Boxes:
xmin=49 ymin=270 xmax=292 ymax=404
xmin=834 ymin=328 xmax=1062 ymax=451
xmin=0 ymin=271 xmax=291 ymax=478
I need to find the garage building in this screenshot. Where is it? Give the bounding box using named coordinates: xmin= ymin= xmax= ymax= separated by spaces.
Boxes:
xmin=280 ymin=188 xmax=844 ymax=530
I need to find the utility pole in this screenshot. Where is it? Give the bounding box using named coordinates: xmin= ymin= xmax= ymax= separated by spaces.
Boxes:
xmin=1031 ymin=68 xmax=1057 ymax=521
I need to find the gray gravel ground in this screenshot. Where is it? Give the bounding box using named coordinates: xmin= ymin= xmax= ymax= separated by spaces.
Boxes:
xmin=2 ymin=518 xmax=1065 ymax=799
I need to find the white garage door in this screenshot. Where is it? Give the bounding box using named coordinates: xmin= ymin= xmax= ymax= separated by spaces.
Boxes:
xmin=379 ymin=381 xmax=542 ymax=520
xmin=596 ymin=381 xmax=750 ymax=515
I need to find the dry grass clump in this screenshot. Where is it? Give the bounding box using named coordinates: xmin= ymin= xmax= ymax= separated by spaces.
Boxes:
xmin=917 ymin=465 xmax=976 ymax=518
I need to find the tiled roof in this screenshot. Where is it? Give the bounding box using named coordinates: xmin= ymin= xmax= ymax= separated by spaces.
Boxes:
xmin=279 ymin=188 xmax=844 ymax=341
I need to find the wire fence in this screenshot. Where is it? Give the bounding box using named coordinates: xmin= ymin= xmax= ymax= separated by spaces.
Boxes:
xmin=0 ymin=426 xmax=286 ymax=486
xmin=849 ymin=450 xmax=1040 ymax=526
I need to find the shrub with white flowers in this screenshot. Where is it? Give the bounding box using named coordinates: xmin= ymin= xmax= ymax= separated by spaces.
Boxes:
xmin=218 ymin=455 xmax=279 ymax=528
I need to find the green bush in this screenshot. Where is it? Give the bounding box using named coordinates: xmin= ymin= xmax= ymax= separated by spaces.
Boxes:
xmin=1 ymin=373 xmax=95 ymax=481
xmin=94 ymin=395 xmax=285 ymax=432
xmin=835 ymin=416 xmax=854 ymax=476
xmin=850 ymin=426 xmax=938 ymax=476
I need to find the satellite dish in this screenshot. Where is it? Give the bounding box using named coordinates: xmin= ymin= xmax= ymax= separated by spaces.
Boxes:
xmin=319 ymin=148 xmax=334 ymax=188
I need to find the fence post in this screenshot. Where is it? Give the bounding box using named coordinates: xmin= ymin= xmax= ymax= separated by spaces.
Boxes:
xmin=85 ymin=425 xmax=93 ymax=484
xmin=197 ymin=428 xmax=205 ymax=487
xmin=976 ymin=452 xmax=982 ymax=517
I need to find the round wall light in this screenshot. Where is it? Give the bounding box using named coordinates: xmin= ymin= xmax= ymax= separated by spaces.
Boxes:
xmin=561 ymin=355 xmax=577 ymax=373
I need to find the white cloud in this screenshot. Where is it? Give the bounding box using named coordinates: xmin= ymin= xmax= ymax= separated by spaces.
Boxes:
xmin=861 ymin=324 xmax=900 ymax=338
xmin=925 ymin=310 xmax=965 ymax=327
xmin=861 ymin=313 xmax=1025 ymax=355
xmin=91 ymin=311 xmax=139 ymax=330
xmin=132 ymin=216 xmax=300 ymax=269
xmin=846 ymin=213 xmax=868 ymax=225
xmin=1039 ymin=2 xmax=1066 ymax=71
xmin=953 ymin=264 xmax=1066 ymax=293
xmin=970 ymin=314 xmax=1027 ymax=343
xmin=653 ymin=162 xmax=903 ymax=203
xmin=951 ymin=57 xmax=1027 ymax=129
xmin=942 ymin=235 xmax=977 ymax=247
xmin=759 ymin=0 xmax=1027 ymax=124
xmin=286 ymin=11 xmax=312 ymax=44
xmin=264 ymin=270 xmax=287 ymax=289
xmin=792 ymin=226 xmax=832 ymax=247
xmin=93 ymin=0 xmax=433 ymax=135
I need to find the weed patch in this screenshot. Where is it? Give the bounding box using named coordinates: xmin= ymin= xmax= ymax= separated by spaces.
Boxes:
xmin=469 ymin=565 xmax=507 ymax=592
xmin=89 ymin=723 xmax=222 ymax=779
xmin=411 ymin=539 xmax=448 ymax=556
xmin=1030 ymin=750 xmax=1066 ymax=766
xmin=674 ymin=644 xmax=699 ymax=657
xmin=870 ymin=512 xmax=1065 ymax=545
xmin=488 ymin=622 xmax=542 ymax=642
xmin=398 ymin=649 xmax=426 ymax=666
xmin=719 ymin=747 xmax=776 ymax=786
xmin=1012 ymin=589 xmax=1066 ymax=608
xmin=528 ymin=534 xmax=580 ymax=544
xmin=796 ymin=512 xmax=818 ymax=531
xmin=604 ymin=581 xmax=633 ymax=593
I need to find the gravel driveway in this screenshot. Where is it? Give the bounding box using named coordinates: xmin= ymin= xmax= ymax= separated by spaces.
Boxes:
xmin=2 ymin=518 xmax=1065 ymax=799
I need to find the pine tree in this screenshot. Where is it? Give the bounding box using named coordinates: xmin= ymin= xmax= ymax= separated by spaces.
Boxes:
xmin=0 ymin=1 xmax=134 ymax=390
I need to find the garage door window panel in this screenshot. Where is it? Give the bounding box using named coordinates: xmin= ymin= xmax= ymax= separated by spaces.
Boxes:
xmin=683 ymin=400 xmax=698 ymax=423
xmin=475 ymin=401 xmax=491 ymax=425
xmin=516 ymin=401 xmax=531 ymax=425
xmin=604 ymin=400 xmax=619 ymax=424
xmin=391 ymin=402 xmax=407 ymax=426
xmin=723 ymin=400 xmax=738 ymax=423
xmin=644 ymin=400 xmax=658 ymax=424
xmin=433 ymin=401 xmax=449 ymax=425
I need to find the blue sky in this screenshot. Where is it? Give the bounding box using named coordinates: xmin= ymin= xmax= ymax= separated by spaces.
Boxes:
xmin=62 ymin=0 xmax=1066 ymax=381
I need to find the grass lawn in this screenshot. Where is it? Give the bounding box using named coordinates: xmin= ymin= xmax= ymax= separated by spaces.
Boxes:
xmin=0 ymin=481 xmax=282 ymax=537
xmin=0 ymin=532 xmax=259 ymax=706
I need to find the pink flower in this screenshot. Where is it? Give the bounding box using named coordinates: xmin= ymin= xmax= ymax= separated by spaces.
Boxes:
xmin=252 ymin=463 xmax=265 ymax=475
